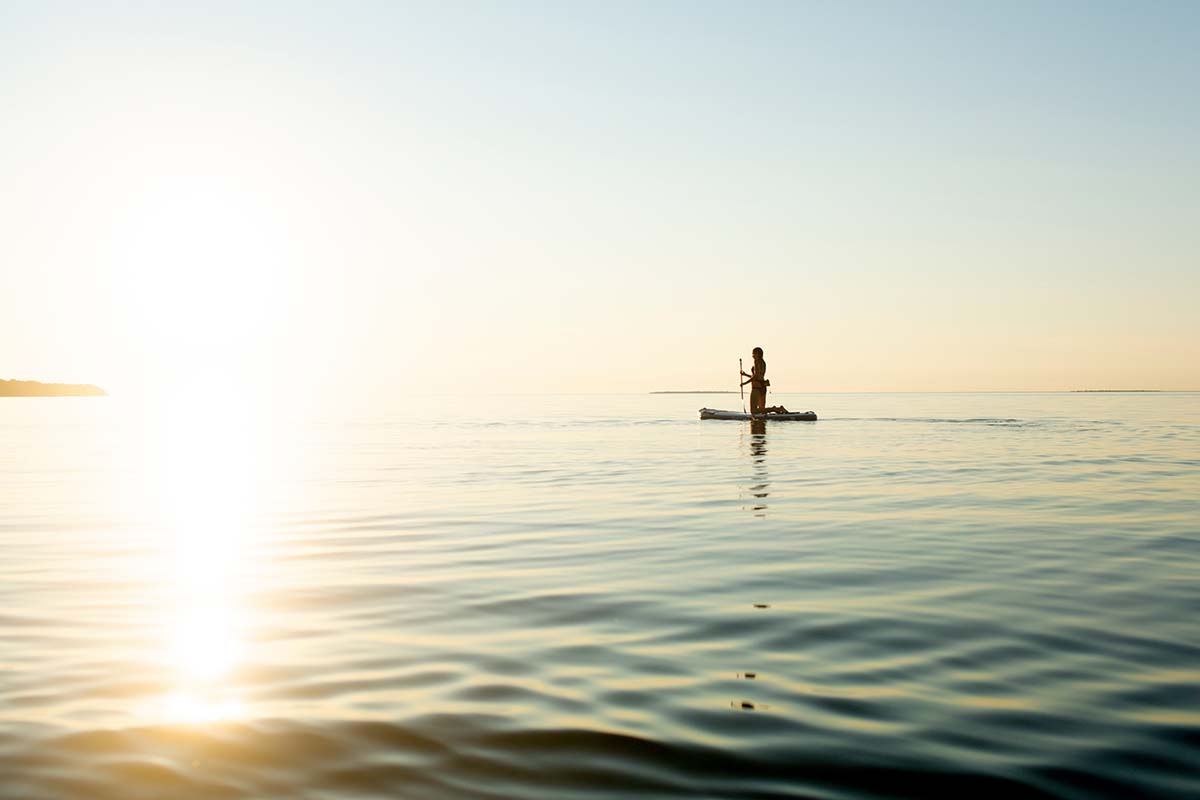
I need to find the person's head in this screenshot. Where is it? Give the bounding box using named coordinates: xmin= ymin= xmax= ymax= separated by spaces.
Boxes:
xmin=752 ymin=347 xmax=763 ymax=358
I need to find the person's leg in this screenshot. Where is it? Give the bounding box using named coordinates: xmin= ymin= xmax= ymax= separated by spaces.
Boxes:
xmin=750 ymin=387 xmax=765 ymax=414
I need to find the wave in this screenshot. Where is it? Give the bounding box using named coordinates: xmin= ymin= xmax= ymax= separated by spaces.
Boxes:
xmin=7 ymin=714 xmax=1197 ymax=800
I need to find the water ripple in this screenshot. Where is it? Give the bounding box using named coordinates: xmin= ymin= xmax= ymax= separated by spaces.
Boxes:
xmin=1 ymin=393 xmax=1198 ymax=798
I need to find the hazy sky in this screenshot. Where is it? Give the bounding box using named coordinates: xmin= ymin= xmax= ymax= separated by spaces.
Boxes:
xmin=3 ymin=1 xmax=1197 ymax=398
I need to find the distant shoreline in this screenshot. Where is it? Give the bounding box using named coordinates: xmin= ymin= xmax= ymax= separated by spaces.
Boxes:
xmin=650 ymin=390 xmax=737 ymax=394
xmin=1070 ymin=390 xmax=1162 ymax=393
xmin=0 ymin=379 xmax=107 ymax=397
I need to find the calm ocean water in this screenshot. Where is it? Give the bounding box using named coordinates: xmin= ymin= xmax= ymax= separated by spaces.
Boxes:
xmin=1 ymin=392 xmax=1197 ymax=799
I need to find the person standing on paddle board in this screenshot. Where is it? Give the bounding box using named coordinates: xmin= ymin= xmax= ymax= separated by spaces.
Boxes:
xmin=741 ymin=347 xmax=788 ymax=415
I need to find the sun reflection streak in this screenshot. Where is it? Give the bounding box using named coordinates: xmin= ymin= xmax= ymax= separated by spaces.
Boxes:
xmin=163 ymin=691 xmax=244 ymax=724
xmin=126 ymin=381 xmax=285 ymax=725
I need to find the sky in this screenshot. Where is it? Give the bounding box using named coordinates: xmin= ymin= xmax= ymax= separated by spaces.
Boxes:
xmin=2 ymin=1 xmax=1198 ymax=399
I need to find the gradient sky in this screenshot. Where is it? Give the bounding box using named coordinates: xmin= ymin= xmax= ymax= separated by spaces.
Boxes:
xmin=2 ymin=1 xmax=1197 ymax=398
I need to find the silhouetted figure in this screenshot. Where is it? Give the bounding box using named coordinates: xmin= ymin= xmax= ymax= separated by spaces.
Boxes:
xmin=740 ymin=347 xmax=788 ymax=415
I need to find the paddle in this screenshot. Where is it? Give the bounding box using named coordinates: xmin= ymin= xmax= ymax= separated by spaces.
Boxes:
xmin=740 ymin=358 xmax=746 ymax=414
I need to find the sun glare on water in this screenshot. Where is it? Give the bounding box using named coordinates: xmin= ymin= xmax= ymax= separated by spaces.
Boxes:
xmin=127 ymin=386 xmax=288 ymax=726
xmin=101 ymin=167 xmax=322 ymax=725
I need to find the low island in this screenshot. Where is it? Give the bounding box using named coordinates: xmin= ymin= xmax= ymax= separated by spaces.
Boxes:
xmin=0 ymin=379 xmax=107 ymax=397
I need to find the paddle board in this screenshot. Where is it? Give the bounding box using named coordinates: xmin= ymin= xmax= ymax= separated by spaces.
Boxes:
xmin=699 ymin=408 xmax=817 ymax=421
